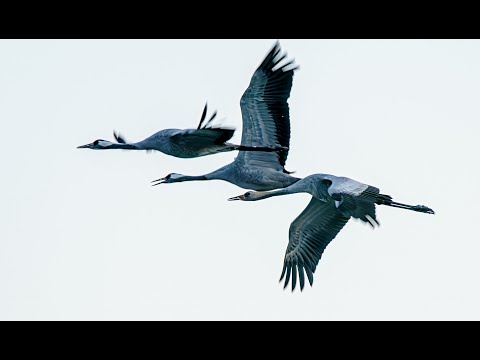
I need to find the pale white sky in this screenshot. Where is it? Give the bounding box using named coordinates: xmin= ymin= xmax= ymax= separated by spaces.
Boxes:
xmin=1 ymin=39 xmax=479 ymax=320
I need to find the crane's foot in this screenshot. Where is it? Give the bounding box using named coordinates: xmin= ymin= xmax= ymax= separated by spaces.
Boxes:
xmin=412 ymin=205 xmax=435 ymax=214
xmin=272 ymin=145 xmax=289 ymax=151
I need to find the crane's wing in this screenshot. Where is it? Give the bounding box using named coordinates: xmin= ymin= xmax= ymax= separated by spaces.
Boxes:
xmin=328 ymin=179 xmax=382 ymax=227
xmin=280 ymin=197 xmax=350 ymax=291
xmin=196 ymin=102 xmax=219 ymax=130
xmin=113 ymin=130 xmax=127 ymax=144
xmin=234 ymin=41 xmax=298 ymax=172
xmin=171 ymin=102 xmax=235 ymax=148
xmin=170 ymin=128 xmax=235 ymax=148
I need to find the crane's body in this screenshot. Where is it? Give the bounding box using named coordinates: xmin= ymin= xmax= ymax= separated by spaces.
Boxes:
xmin=152 ymin=41 xmax=300 ymax=191
xmin=77 ymin=41 xmax=435 ymax=294
xmin=78 ymin=103 xmax=286 ymax=158
xmin=162 ymin=161 xmax=300 ymax=191
xmin=228 ymin=173 xmax=435 ymax=291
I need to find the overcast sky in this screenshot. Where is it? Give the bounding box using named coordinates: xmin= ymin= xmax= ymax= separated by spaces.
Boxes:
xmin=1 ymin=39 xmax=479 ymax=321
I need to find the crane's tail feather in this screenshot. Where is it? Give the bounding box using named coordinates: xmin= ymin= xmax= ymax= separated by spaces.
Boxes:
xmin=338 ymin=186 xmax=381 ymax=227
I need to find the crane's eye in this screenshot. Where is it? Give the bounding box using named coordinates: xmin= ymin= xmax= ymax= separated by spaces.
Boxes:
xmin=245 ymin=192 xmax=251 ymax=197
xmin=93 ymin=140 xmax=99 ymax=146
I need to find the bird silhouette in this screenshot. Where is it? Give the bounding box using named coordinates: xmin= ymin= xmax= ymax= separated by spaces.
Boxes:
xmin=77 ymin=103 xmax=286 ymax=157
xmin=228 ymin=173 xmax=435 ymax=291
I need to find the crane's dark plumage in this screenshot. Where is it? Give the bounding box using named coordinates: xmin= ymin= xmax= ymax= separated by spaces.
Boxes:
xmin=113 ymin=132 xmax=127 ymax=144
xmin=197 ymin=103 xmax=218 ymax=130
xmin=237 ymin=41 xmax=298 ymax=174
xmin=282 ymin=197 xmax=350 ymax=291
xmin=228 ymin=173 xmax=434 ymax=292
xmin=77 ymin=103 xmax=285 ymax=157
xmin=152 ymin=41 xmax=301 ymax=191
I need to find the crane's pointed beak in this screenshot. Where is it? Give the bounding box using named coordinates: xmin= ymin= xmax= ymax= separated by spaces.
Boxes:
xmin=227 ymin=195 xmax=245 ymax=201
xmin=151 ymin=178 xmax=167 ymax=186
xmin=77 ymin=143 xmax=92 ymax=149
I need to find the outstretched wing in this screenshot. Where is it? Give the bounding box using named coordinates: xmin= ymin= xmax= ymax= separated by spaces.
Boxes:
xmin=280 ymin=197 xmax=350 ymax=291
xmin=171 ymin=102 xmax=235 ymax=149
xmin=235 ymin=41 xmax=298 ymax=172
xmin=113 ymin=130 xmax=127 ymax=144
xmin=177 ymin=103 xmax=235 ymax=148
xmin=196 ymin=102 xmax=219 ymax=130
xmin=170 ymin=128 xmax=235 ymax=148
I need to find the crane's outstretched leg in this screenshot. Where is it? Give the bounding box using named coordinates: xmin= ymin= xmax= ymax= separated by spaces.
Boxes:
xmin=228 ymin=145 xmax=289 ymax=152
xmin=376 ymin=194 xmax=434 ymax=214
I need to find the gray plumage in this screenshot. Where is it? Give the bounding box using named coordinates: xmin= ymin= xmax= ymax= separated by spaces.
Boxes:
xmin=152 ymin=41 xmax=301 ymax=191
xmin=228 ymin=173 xmax=435 ymax=292
xmin=77 ymin=103 xmax=285 ymax=158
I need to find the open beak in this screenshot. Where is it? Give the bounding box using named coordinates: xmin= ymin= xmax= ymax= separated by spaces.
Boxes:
xmin=227 ymin=195 xmax=245 ymax=201
xmin=77 ymin=143 xmax=92 ymax=149
xmin=151 ymin=177 xmax=167 ymax=186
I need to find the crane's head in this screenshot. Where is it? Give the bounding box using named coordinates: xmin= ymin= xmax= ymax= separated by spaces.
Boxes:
xmin=77 ymin=139 xmax=115 ymax=149
xmin=151 ymin=173 xmax=184 ymax=185
xmin=228 ymin=191 xmax=266 ymax=201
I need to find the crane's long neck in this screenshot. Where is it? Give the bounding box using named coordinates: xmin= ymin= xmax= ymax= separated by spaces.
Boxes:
xmin=173 ymin=174 xmax=208 ymax=182
xmin=195 ymin=165 xmax=239 ymax=183
xmin=251 ymin=185 xmax=305 ymax=201
xmin=162 ymin=167 xmax=230 ymax=184
xmin=107 ymin=143 xmax=139 ymax=149
xmin=111 ymin=138 xmax=154 ymax=150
